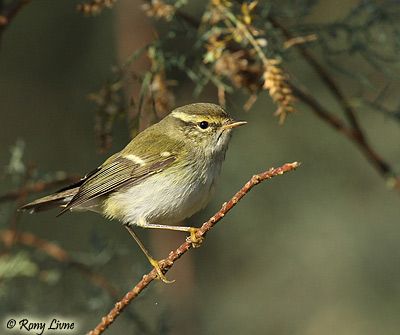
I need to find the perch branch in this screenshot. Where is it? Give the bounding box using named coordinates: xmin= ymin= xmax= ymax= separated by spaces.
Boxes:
xmin=88 ymin=161 xmax=300 ymax=335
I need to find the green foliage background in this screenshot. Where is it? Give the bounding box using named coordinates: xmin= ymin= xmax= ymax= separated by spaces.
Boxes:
xmin=1 ymin=1 xmax=400 ymax=334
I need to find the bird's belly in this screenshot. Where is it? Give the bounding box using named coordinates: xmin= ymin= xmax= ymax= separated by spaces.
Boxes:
xmin=102 ymin=164 xmax=220 ymax=226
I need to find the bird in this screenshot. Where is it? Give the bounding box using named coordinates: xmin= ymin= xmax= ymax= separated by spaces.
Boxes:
xmin=21 ymin=103 xmax=246 ymax=282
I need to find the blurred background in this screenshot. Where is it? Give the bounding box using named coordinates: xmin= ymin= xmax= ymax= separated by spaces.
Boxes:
xmin=1 ymin=1 xmax=400 ymax=334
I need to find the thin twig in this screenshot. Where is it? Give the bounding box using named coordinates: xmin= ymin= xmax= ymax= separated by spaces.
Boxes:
xmin=88 ymin=161 xmax=300 ymax=335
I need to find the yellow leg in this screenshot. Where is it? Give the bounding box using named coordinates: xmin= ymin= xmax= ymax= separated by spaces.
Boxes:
xmin=136 ymin=222 xmax=204 ymax=248
xmin=124 ymin=224 xmax=175 ymax=284
xmin=188 ymin=227 xmax=204 ymax=248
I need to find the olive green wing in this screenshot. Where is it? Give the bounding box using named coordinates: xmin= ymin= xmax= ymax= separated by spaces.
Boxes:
xmin=57 ymin=154 xmax=176 ymax=216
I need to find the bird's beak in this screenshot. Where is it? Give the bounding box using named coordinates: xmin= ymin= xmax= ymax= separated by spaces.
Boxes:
xmin=221 ymin=120 xmax=247 ymax=130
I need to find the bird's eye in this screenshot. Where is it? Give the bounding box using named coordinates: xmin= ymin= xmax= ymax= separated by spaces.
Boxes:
xmin=198 ymin=121 xmax=209 ymax=129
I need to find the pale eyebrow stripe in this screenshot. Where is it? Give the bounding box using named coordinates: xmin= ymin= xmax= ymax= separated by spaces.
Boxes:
xmin=171 ymin=111 xmax=196 ymax=123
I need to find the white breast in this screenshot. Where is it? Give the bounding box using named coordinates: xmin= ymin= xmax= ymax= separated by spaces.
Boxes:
xmin=102 ymin=159 xmax=223 ymax=226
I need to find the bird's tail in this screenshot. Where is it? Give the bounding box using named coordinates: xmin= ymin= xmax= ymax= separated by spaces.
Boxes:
xmin=20 ymin=187 xmax=80 ymax=213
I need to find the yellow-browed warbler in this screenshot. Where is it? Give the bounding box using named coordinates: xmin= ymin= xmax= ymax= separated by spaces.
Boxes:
xmin=21 ymin=103 xmax=246 ymax=282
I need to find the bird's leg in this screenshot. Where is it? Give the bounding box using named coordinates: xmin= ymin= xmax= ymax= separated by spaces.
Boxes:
xmin=124 ymin=224 xmax=175 ymax=284
xmin=188 ymin=227 xmax=203 ymax=248
xmin=136 ymin=222 xmax=204 ymax=248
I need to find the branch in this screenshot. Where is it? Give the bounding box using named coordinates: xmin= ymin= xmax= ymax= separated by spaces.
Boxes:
xmin=88 ymin=161 xmax=300 ymax=335
xmin=269 ymin=18 xmax=400 ymax=191
xmin=290 ymin=81 xmax=400 ymax=191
